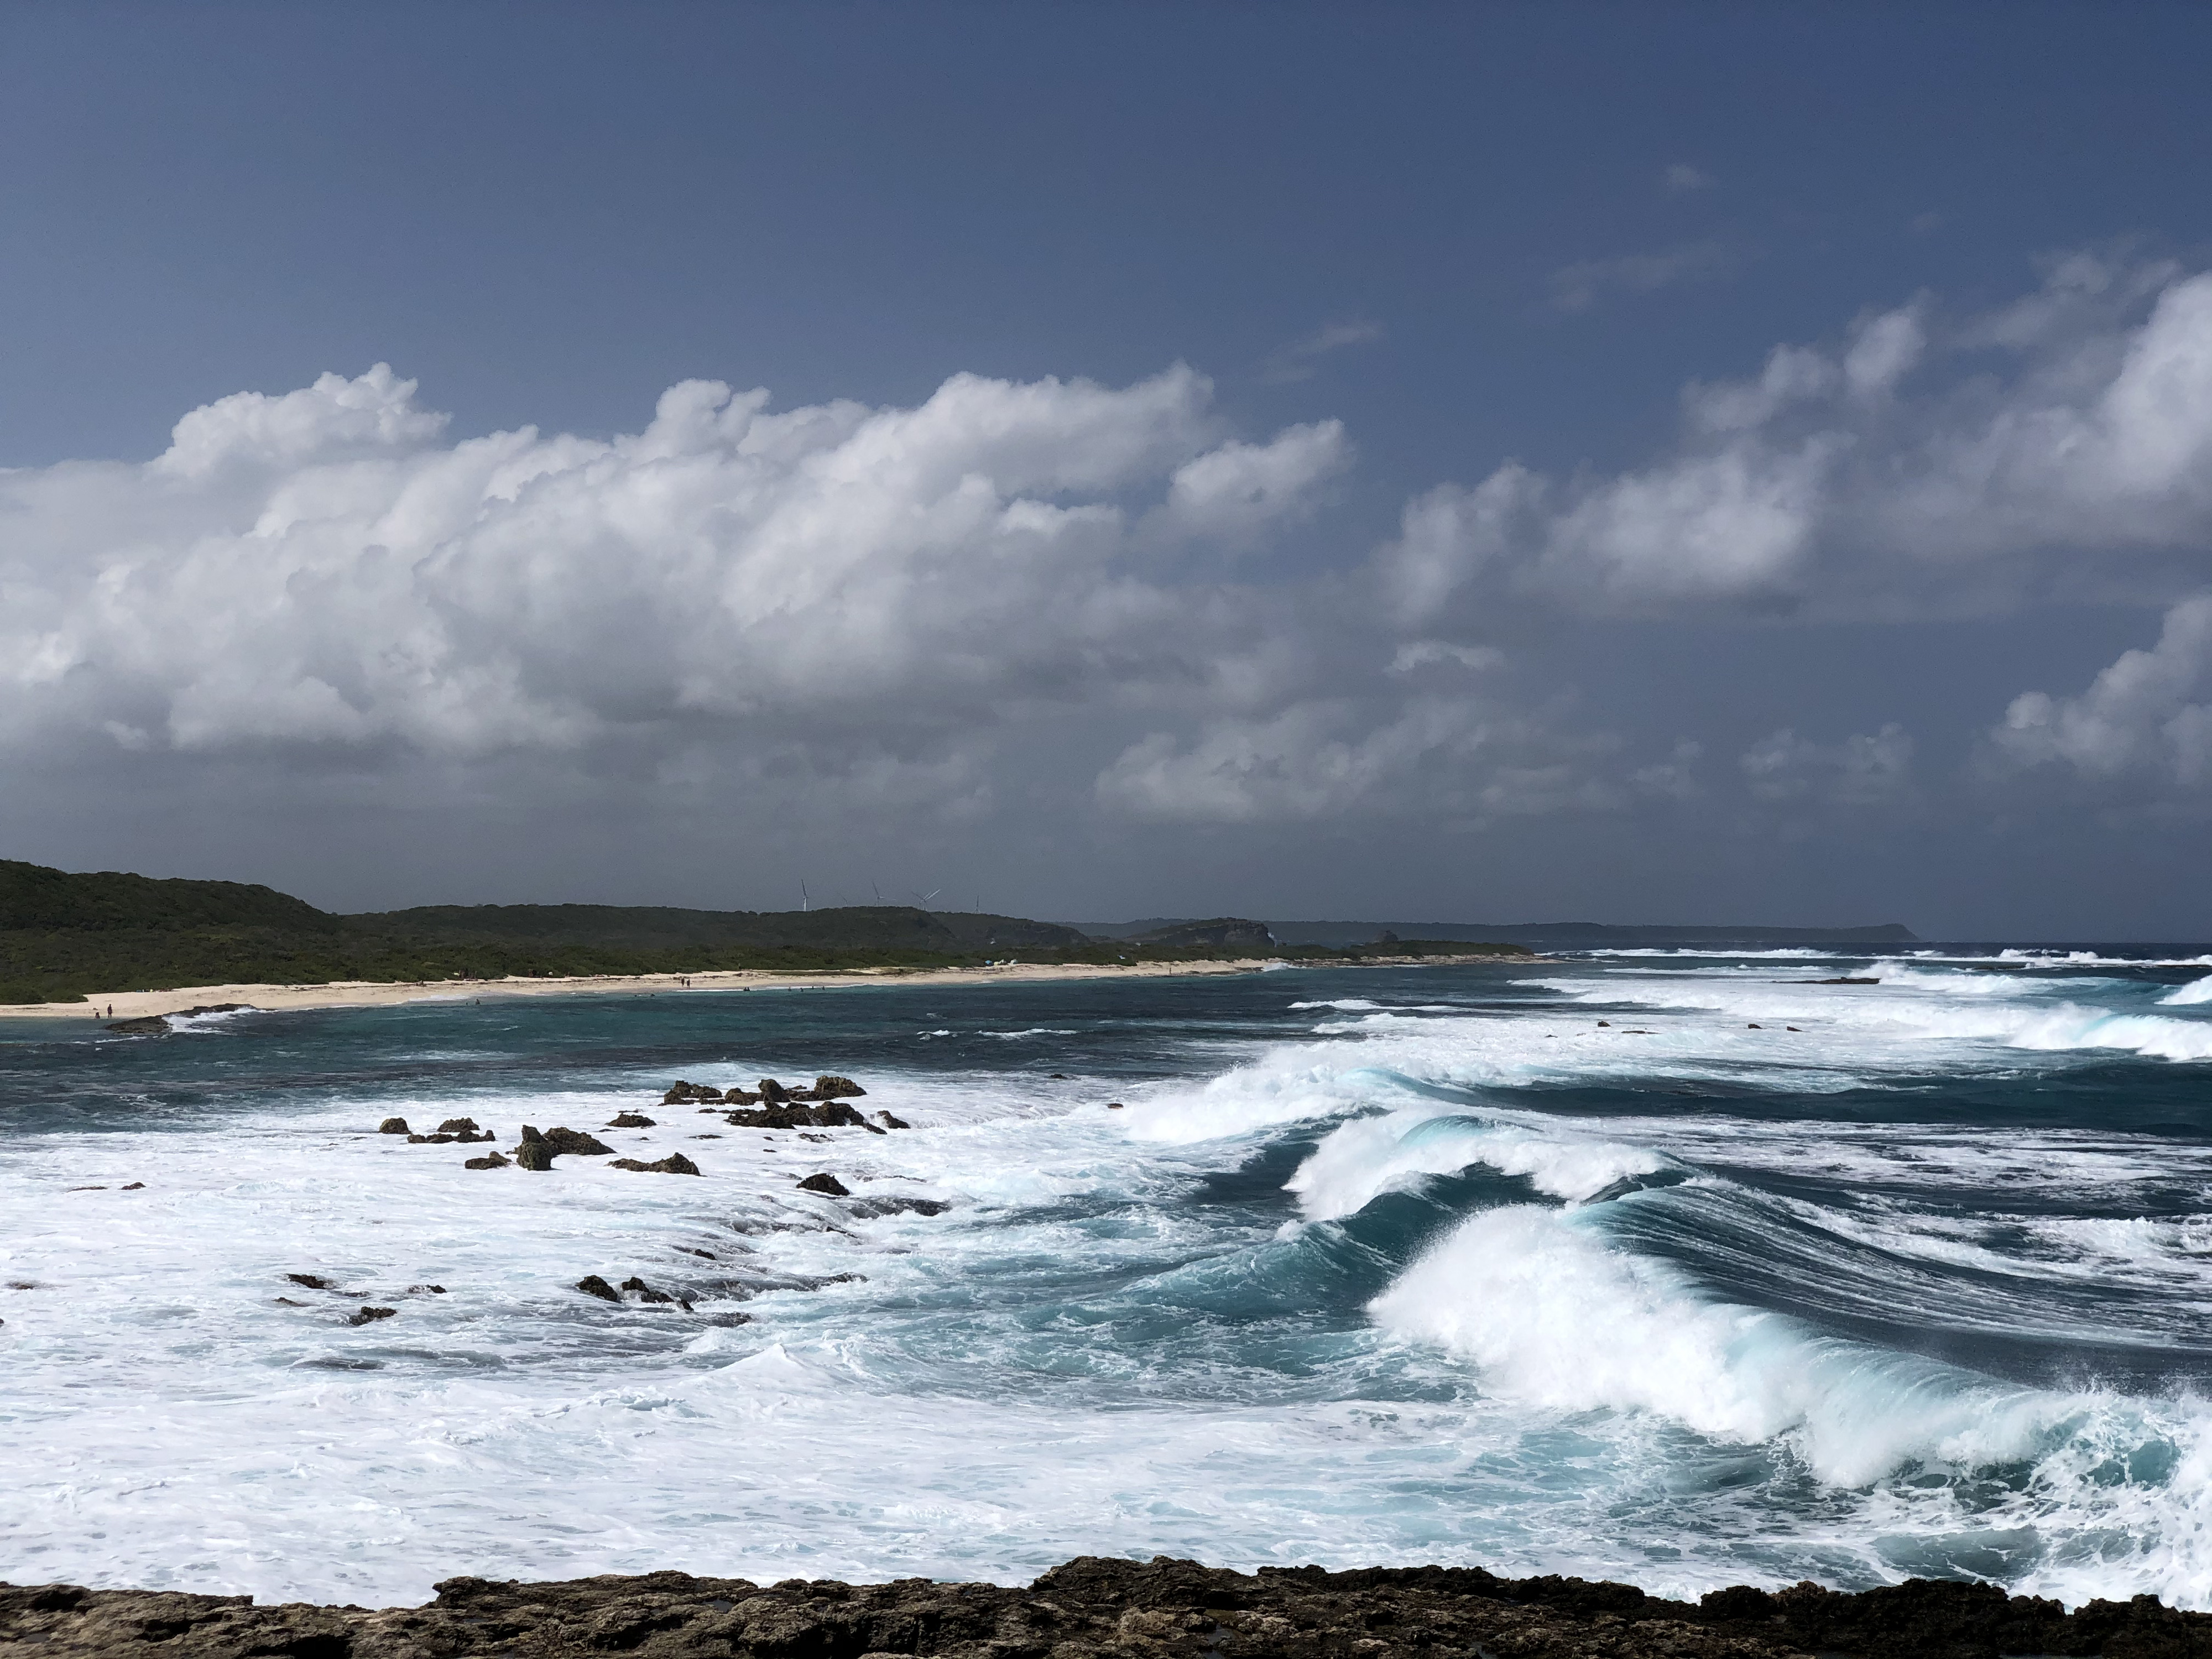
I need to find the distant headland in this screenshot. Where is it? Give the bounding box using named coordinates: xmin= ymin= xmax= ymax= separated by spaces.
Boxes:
xmin=0 ymin=857 xmax=1910 ymax=1011
xmin=1086 ymin=917 xmax=1920 ymax=947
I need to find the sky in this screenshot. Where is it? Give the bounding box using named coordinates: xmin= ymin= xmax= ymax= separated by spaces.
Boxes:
xmin=3 ymin=2 xmax=2210 ymax=938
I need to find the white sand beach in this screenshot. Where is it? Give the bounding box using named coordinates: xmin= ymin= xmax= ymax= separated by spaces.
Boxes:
xmin=0 ymin=953 xmax=1533 ymax=1022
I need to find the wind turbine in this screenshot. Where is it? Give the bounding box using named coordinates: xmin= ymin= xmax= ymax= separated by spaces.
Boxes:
xmin=912 ymin=887 xmax=942 ymax=910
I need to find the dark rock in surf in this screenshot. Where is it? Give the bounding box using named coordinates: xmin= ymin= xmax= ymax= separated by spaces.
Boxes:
xmin=542 ymin=1127 xmax=614 ymax=1157
xmin=463 ymin=1151 xmax=509 ymax=1169
xmin=285 ymin=1273 xmax=336 ymax=1291
xmin=618 ymin=1276 xmax=675 ymax=1305
xmin=408 ymin=1133 xmax=458 ymax=1144
xmin=796 ymin=1172 xmax=850 ymax=1197
xmin=513 ymin=1138 xmax=556 ymax=1172
xmin=724 ymin=1105 xmax=796 ymax=1129
xmin=346 ymin=1306 xmax=397 ymax=1326
xmin=756 ymin=1077 xmax=792 ymax=1104
xmin=850 ymin=1195 xmax=950 ymax=1218
xmin=378 ymin=1118 xmax=411 ymax=1135
xmin=106 ymin=1003 xmax=250 ymax=1035
xmin=575 ymin=1274 xmax=620 ymax=1302
xmin=611 ymin=1153 xmax=701 ymax=1176
xmin=726 ymin=1101 xmax=883 ymax=1133
xmin=876 ymin=1110 xmax=910 ymax=1129
xmin=609 ymin=1112 xmax=656 ymax=1128
xmin=661 ymin=1081 xmax=724 ymax=1104
xmin=436 ymin=1118 xmax=481 ymax=1135
xmin=803 ymin=1074 xmax=866 ymax=1099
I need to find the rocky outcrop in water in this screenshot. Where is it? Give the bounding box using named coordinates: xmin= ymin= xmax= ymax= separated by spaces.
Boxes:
xmin=725 ymin=1101 xmax=884 ymax=1133
xmin=611 ymin=1153 xmax=701 ymax=1176
xmin=664 ymin=1076 xmax=872 ymax=1114
xmin=102 ymin=1004 xmax=251 ymax=1036
xmin=513 ymin=1125 xmax=614 ymax=1166
xmin=10 ymin=1553 xmax=2209 ymax=1658
xmin=796 ymin=1172 xmax=850 ymax=1196
xmin=542 ymin=1127 xmax=614 ymax=1156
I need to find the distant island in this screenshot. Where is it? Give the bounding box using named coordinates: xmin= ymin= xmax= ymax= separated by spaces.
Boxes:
xmin=1086 ymin=918 xmax=1920 ymax=947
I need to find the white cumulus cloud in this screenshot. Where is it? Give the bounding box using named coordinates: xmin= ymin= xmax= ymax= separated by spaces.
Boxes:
xmin=0 ymin=363 xmax=1350 ymax=772
xmin=1991 ymin=594 xmax=2212 ymax=787
xmin=1392 ymin=257 xmax=2212 ymax=623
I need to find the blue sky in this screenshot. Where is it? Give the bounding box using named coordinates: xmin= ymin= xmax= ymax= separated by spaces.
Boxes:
xmin=4 ymin=3 xmax=2210 ymax=936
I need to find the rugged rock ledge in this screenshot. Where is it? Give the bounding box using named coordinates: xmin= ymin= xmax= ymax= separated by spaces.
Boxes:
xmin=5 ymin=1554 xmax=2209 ymax=1658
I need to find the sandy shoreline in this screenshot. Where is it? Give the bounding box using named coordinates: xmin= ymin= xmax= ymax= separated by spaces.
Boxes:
xmin=0 ymin=953 xmax=1528 ymax=1022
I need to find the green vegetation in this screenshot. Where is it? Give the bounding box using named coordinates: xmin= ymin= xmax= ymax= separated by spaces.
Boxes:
xmin=0 ymin=859 xmax=1529 ymax=1004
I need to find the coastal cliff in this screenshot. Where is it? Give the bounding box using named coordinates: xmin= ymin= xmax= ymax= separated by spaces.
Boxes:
xmin=6 ymin=1554 xmax=2208 ymax=1658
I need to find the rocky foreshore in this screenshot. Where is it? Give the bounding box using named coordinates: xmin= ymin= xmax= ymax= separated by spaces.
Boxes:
xmin=4 ymin=1554 xmax=2208 ymax=1658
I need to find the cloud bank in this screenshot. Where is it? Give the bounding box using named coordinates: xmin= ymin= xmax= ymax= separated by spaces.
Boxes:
xmin=5 ymin=365 xmax=1330 ymax=762
xmin=1392 ymin=254 xmax=2212 ymax=623
xmin=5 ymin=253 xmax=2209 ymax=886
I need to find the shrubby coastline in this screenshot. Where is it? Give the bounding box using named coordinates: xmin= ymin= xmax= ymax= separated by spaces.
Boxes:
xmin=0 ymin=857 xmax=1525 ymax=1011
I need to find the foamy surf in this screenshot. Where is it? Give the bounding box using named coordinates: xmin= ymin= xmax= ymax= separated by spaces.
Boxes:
xmin=4 ymin=946 xmax=2211 ymax=1609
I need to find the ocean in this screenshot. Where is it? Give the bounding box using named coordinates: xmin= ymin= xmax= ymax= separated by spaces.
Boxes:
xmin=4 ymin=948 xmax=2212 ymax=1610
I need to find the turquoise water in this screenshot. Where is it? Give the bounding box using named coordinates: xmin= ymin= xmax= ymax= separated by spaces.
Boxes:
xmin=4 ymin=949 xmax=2211 ymax=1606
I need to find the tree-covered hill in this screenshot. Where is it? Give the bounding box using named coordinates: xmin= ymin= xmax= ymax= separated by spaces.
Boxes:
xmin=0 ymin=859 xmax=336 ymax=934
xmin=1 ymin=861 xmax=1522 ymax=1003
